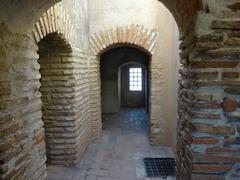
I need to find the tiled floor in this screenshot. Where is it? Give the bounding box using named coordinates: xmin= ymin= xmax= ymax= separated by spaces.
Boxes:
xmin=47 ymin=108 xmax=175 ymax=180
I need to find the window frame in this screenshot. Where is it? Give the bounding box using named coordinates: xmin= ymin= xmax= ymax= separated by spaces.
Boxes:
xmin=129 ymin=67 xmax=143 ymax=92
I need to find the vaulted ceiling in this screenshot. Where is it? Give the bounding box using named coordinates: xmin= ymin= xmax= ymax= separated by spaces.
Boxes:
xmin=0 ymin=0 xmax=203 ymax=33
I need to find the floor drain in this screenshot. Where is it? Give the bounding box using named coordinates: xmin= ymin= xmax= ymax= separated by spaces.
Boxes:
xmin=143 ymin=158 xmax=175 ymax=177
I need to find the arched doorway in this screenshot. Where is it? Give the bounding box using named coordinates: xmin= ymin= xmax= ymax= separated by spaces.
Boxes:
xmin=100 ymin=46 xmax=150 ymax=135
xmin=5 ymin=1 xmax=236 ymax=179
xmin=100 ymin=46 xmax=150 ymax=113
xmin=88 ymin=25 xmax=156 ymax=143
xmin=37 ymin=32 xmax=74 ymax=165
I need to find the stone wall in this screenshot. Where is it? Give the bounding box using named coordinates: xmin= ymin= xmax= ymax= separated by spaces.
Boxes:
xmin=177 ymin=0 xmax=240 ymax=179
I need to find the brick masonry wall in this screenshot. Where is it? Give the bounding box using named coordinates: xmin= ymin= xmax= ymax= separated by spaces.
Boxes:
xmin=38 ymin=33 xmax=90 ymax=165
xmin=32 ymin=2 xmax=91 ymax=167
xmin=38 ymin=33 xmax=74 ymax=164
xmin=88 ymin=25 xmax=158 ymax=143
xmin=149 ymin=57 xmax=166 ymax=145
xmin=72 ymin=48 xmax=91 ymax=163
xmin=177 ymin=1 xmax=240 ymax=179
xmin=0 ymin=3 xmax=91 ymax=179
xmin=88 ymin=55 xmax=102 ymax=142
xmin=0 ymin=25 xmax=47 ymax=180
xmin=1 ymin=0 xmax=240 ymax=180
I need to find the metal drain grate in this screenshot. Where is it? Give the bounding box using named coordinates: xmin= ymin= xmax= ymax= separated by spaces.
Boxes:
xmin=143 ymin=158 xmax=175 ymax=177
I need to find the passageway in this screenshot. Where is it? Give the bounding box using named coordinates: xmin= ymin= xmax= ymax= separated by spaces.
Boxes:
xmin=38 ymin=33 xmax=75 ymax=165
xmin=2 ymin=0 xmax=240 ymax=179
xmin=47 ymin=108 xmax=175 ymax=179
xmin=47 ymin=45 xmax=177 ymax=179
xmin=100 ymin=46 xmax=149 ymax=114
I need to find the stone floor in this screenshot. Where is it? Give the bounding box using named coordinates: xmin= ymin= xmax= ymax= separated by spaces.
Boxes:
xmin=47 ymin=108 xmax=175 ymax=180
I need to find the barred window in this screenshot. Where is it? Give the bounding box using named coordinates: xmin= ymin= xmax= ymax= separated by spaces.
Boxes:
xmin=129 ymin=68 xmax=142 ymax=91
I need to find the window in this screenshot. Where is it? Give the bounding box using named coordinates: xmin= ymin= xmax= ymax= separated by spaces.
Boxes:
xmin=129 ymin=68 xmax=142 ymax=91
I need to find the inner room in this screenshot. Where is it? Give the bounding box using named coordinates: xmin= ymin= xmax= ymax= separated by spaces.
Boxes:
xmin=100 ymin=46 xmax=150 ymax=133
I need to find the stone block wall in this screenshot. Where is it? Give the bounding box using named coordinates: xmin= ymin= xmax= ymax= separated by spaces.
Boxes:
xmin=177 ymin=1 xmax=240 ymax=179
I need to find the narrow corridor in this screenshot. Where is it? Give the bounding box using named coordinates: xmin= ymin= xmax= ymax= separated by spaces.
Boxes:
xmin=2 ymin=1 xmax=240 ymax=179
xmin=47 ymin=109 xmax=175 ymax=180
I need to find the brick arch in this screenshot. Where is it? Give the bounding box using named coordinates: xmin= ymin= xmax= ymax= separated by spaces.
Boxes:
xmin=88 ymin=25 xmax=158 ymax=142
xmin=30 ymin=3 xmax=81 ymax=166
xmin=31 ymin=3 xmax=76 ymax=47
xmin=160 ymin=0 xmax=203 ymax=32
xmin=89 ymin=24 xmax=158 ymax=57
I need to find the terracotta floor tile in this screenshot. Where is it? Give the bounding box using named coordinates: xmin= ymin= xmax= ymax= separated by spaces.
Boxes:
xmin=47 ymin=108 xmax=175 ymax=180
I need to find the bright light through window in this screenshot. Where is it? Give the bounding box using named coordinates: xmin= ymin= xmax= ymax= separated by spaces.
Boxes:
xmin=129 ymin=68 xmax=142 ymax=91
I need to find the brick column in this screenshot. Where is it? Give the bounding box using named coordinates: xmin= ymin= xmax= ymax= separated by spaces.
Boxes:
xmin=177 ymin=2 xmax=240 ymax=179
xmin=38 ymin=34 xmax=91 ymax=165
xmin=0 ymin=25 xmax=46 ymax=179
